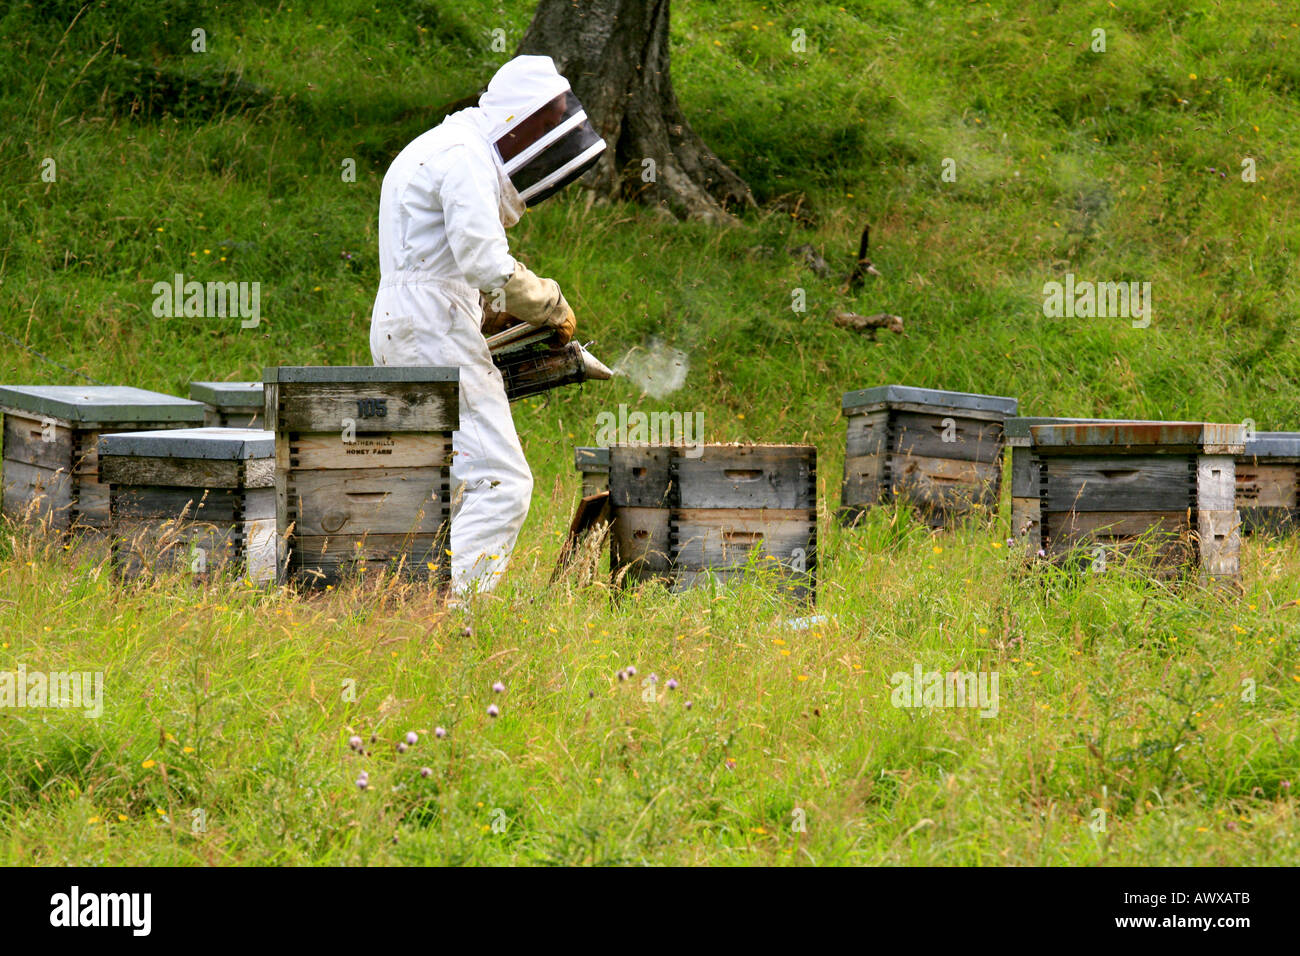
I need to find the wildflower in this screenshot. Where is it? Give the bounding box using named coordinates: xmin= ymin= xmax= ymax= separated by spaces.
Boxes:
xmin=357 ymin=772 xmax=369 ymax=791
xmin=349 ymin=735 xmax=362 ymax=751
xmin=397 ymin=742 xmax=408 ymax=754
xmin=617 ymin=670 xmax=627 ymax=682
xmin=626 ymin=665 xmax=637 ymax=677
xmin=405 ymin=731 xmax=418 ymax=745
xmin=141 ymin=759 xmax=156 ymax=769
xmin=420 ymin=767 xmax=432 ymax=778
xmin=435 ymin=726 xmax=447 ymax=739
xmin=648 ymin=673 xmax=658 ymax=684
xmin=666 ymin=679 xmax=678 ymax=691
xmin=492 ymin=681 xmax=505 ymax=694
xmin=685 ymin=701 xmax=693 ymax=710
xmin=487 ymin=704 xmax=499 ymax=718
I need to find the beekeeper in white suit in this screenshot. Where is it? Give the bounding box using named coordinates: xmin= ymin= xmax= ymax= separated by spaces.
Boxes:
xmin=370 ymin=55 xmax=606 ymax=596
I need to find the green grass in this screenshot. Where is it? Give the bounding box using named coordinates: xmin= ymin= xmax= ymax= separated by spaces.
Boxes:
xmin=0 ymin=0 xmax=1298 ymax=864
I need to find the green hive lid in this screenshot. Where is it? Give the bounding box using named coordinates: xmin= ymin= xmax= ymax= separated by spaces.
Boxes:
xmin=99 ymin=427 xmax=275 ymax=460
xmin=189 ymin=381 xmax=263 ymax=407
xmin=0 ymin=385 xmax=206 ymax=424
xmin=1029 ymin=421 xmax=1246 ymax=453
xmin=842 ymin=385 xmax=1018 ymax=415
xmin=575 ymin=446 xmax=610 ymax=470
xmin=1242 ymin=431 xmax=1300 ymax=458
xmin=264 ymin=366 xmax=459 ymax=384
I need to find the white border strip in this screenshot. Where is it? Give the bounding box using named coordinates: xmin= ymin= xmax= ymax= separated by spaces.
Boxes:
xmin=517 ymin=140 xmax=607 ymax=203
xmin=500 ymin=109 xmax=590 ymax=175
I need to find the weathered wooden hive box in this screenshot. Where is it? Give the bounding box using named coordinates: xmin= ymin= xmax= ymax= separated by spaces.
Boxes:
xmin=1027 ymin=421 xmax=1245 ymax=579
xmin=190 ymin=381 xmax=264 ymax=428
xmin=264 ymin=367 xmax=458 ymax=586
xmin=100 ymin=427 xmax=276 ymax=582
xmin=574 ymin=446 xmax=610 ymax=497
xmin=0 ymin=385 xmax=205 ymax=532
xmin=840 ymin=385 xmax=1018 ymax=527
xmin=1234 ymin=432 xmax=1300 ymax=535
xmin=609 ymin=443 xmax=816 ymax=602
xmin=1005 ymin=417 xmax=1155 ymax=553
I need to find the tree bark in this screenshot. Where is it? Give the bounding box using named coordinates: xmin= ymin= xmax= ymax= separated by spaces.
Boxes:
xmin=517 ymin=0 xmax=754 ymax=223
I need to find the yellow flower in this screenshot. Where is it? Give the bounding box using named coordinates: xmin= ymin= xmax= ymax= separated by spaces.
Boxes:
xmin=182 ymin=746 xmax=194 ymax=754
xmin=978 ymin=627 xmax=989 ymax=635
xmin=117 ymin=814 xmax=128 ymax=822
xmin=88 ymin=816 xmax=100 ymax=824
xmin=932 ymin=545 xmax=943 ymax=554
xmin=772 ymin=638 xmax=786 ymax=646
xmin=796 ymin=674 xmax=809 ymax=682
xmin=141 ymin=759 xmax=156 ymax=769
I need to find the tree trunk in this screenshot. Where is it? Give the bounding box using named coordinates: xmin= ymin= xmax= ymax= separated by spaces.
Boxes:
xmin=518 ymin=0 xmax=754 ymax=223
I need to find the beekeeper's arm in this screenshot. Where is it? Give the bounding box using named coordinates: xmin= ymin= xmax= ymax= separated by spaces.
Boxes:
xmin=439 ymin=146 xmax=576 ymax=344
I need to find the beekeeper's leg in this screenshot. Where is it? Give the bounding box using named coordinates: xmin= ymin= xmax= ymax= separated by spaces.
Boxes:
xmin=447 ymin=359 xmax=533 ymax=594
xmin=370 ymin=283 xmax=532 ymax=595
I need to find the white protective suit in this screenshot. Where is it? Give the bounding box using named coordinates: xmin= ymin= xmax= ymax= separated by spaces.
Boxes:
xmin=370 ymin=56 xmax=579 ymax=595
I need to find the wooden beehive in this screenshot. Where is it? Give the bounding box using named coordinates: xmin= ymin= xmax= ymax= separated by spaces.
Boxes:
xmin=1235 ymin=432 xmax=1300 ymax=535
xmin=100 ymin=427 xmax=276 ymax=582
xmin=264 ymin=366 xmax=458 ymax=587
xmin=1027 ymin=421 xmax=1245 ymax=580
xmin=574 ymin=446 xmax=610 ymax=497
xmin=0 ymin=385 xmax=206 ymax=533
xmin=609 ymin=443 xmax=816 ymax=602
xmin=190 ymin=381 xmax=264 ymax=428
xmin=1005 ymin=417 xmax=1156 ymax=553
xmin=840 ymin=385 xmax=1017 ymax=527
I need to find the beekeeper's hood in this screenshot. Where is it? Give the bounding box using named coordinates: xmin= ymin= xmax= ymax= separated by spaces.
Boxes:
xmin=479 ymin=55 xmax=606 ymax=207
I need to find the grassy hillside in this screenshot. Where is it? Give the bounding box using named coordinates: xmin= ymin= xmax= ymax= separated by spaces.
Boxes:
xmin=0 ymin=0 xmax=1297 ymax=864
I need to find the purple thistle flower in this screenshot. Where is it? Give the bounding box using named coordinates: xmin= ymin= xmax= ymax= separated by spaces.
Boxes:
xmin=396 ymin=742 xmax=408 ymax=754
xmin=617 ymin=670 xmax=626 ymax=682
xmin=356 ymin=770 xmax=369 ymax=791
xmin=406 ymin=731 xmax=418 ymax=745
xmin=487 ymin=704 xmax=500 ymax=718
xmin=348 ymin=735 xmax=362 ymax=751
xmin=1282 ymin=780 xmax=1292 ymax=791
xmin=420 ymin=767 xmax=432 ymax=778
xmin=492 ymin=681 xmax=505 ymax=694
xmin=648 ymin=673 xmax=658 ymax=684
xmin=1037 ymin=548 xmax=1047 ymax=558
xmin=435 ymin=726 xmax=447 ymax=739
xmin=667 ymin=679 xmax=678 ymax=691
xmin=625 ymin=665 xmax=637 ymax=678
xmin=685 ymin=700 xmax=693 ymax=710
